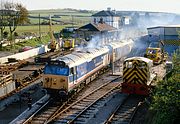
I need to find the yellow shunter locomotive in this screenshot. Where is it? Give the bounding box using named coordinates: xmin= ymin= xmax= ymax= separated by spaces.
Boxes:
xmin=122 ymin=57 xmax=157 ymax=95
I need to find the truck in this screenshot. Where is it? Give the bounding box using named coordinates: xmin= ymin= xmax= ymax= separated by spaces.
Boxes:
xmin=144 ymin=47 xmax=168 ymax=64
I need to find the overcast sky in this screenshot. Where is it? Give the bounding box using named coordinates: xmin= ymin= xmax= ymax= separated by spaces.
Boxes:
xmin=11 ymin=0 xmax=180 ymax=14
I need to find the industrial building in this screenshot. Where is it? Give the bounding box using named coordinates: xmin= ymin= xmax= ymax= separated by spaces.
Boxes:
xmin=147 ymin=25 xmax=180 ymax=55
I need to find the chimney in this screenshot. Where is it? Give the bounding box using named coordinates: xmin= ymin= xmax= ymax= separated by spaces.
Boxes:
xmin=112 ymin=9 xmax=116 ymax=14
xmin=107 ymin=7 xmax=111 ymax=11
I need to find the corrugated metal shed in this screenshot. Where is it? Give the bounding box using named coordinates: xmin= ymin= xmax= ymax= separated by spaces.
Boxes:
xmin=147 ymin=25 xmax=180 ymax=55
xmin=147 ymin=25 xmax=180 ymax=37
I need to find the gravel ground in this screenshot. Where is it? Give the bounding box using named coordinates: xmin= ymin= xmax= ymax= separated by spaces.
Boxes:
xmin=87 ymin=92 xmax=128 ymax=124
xmin=131 ymin=101 xmax=150 ymax=124
xmin=0 ymin=86 xmax=45 ymax=124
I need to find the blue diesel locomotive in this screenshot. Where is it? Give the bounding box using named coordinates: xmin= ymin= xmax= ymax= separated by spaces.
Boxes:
xmin=43 ymin=39 xmax=134 ymax=96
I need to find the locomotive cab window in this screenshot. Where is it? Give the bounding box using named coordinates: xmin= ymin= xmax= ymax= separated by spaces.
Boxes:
xmin=44 ymin=65 xmax=69 ymax=76
xmin=70 ymin=67 xmax=76 ymax=75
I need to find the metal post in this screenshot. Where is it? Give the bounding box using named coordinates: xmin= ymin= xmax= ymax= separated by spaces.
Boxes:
xmin=72 ymin=15 xmax=74 ymax=27
xmin=39 ymin=13 xmax=41 ymax=41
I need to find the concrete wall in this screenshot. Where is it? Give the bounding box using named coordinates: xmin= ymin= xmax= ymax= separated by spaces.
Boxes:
xmin=0 ymin=45 xmax=50 ymax=64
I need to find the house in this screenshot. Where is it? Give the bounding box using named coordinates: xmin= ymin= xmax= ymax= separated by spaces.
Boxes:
xmin=92 ymin=8 xmax=120 ymax=29
xmin=76 ymin=22 xmax=118 ymax=43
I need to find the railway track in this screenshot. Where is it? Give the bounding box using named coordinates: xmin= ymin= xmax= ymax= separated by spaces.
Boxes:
xmin=47 ymin=78 xmax=122 ymax=124
xmin=105 ymin=95 xmax=143 ymax=124
xmin=21 ymin=74 xmax=121 ymax=124
xmin=22 ymin=98 xmax=61 ymax=124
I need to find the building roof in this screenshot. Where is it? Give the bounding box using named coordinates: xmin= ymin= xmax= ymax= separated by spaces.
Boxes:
xmin=92 ymin=10 xmax=117 ymax=17
xmin=148 ymin=25 xmax=180 ymax=29
xmin=78 ymin=23 xmax=117 ymax=32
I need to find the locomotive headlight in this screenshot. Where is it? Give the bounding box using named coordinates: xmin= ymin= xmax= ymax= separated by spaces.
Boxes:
xmin=45 ymin=77 xmax=49 ymax=82
xmin=60 ymin=79 xmax=65 ymax=82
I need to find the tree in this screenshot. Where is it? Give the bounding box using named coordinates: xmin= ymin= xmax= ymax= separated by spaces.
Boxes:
xmin=1 ymin=1 xmax=29 ymax=46
xmin=15 ymin=3 xmax=29 ymax=25
xmin=0 ymin=11 xmax=6 ymax=41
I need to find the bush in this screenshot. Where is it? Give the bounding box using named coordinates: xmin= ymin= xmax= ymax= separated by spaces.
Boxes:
xmin=14 ymin=32 xmax=19 ymax=37
xmin=150 ymin=49 xmax=180 ymax=124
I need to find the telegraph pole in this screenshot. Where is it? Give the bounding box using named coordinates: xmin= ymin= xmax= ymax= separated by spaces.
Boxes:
xmin=39 ymin=13 xmax=41 ymax=41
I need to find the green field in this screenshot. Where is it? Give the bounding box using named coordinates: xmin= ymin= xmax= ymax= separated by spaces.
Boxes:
xmin=29 ymin=9 xmax=95 ymax=16
xmin=15 ymin=25 xmax=70 ymax=34
xmin=2 ymin=8 xmax=92 ymax=40
xmin=10 ymin=9 xmax=93 ymax=34
xmin=28 ymin=9 xmax=93 ymax=25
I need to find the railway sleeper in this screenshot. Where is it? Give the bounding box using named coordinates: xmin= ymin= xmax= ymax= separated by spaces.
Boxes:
xmin=32 ymin=120 xmax=45 ymax=124
xmin=86 ymin=109 xmax=98 ymax=113
xmin=80 ymin=114 xmax=92 ymax=118
xmin=55 ymin=119 xmax=69 ymax=123
xmin=64 ymin=110 xmax=79 ymax=115
xmin=88 ymin=107 xmax=97 ymax=111
xmin=75 ymin=118 xmax=89 ymax=123
xmin=77 ymin=102 xmax=90 ymax=105
xmin=75 ymin=118 xmax=88 ymax=123
xmin=71 ymin=105 xmax=85 ymax=109
xmin=92 ymin=104 xmax=102 ymax=108
xmin=42 ymin=111 xmax=55 ymax=115
xmin=116 ymin=112 xmax=132 ymax=116
xmin=82 ymin=99 xmax=95 ymax=102
xmin=79 ymin=114 xmax=95 ymax=120
xmin=33 ymin=117 xmax=47 ymax=121
xmin=67 ymin=114 xmax=78 ymax=119
xmin=113 ymin=120 xmax=130 ymax=123
xmin=120 ymin=107 xmax=136 ymax=111
xmin=114 ymin=114 xmax=131 ymax=119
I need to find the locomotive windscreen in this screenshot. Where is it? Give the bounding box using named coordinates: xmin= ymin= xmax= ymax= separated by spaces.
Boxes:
xmin=44 ymin=65 xmax=69 ymax=76
xmin=48 ymin=60 xmax=66 ymax=67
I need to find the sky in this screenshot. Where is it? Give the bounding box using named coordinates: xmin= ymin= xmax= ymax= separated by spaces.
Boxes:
xmin=7 ymin=0 xmax=180 ymax=14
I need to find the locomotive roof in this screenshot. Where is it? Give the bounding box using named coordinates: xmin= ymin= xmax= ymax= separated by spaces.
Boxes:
xmin=124 ymin=57 xmax=153 ymax=66
xmin=52 ymin=47 xmax=109 ymax=67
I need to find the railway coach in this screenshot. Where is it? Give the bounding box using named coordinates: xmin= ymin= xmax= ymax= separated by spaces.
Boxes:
xmin=122 ymin=57 xmax=157 ymax=95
